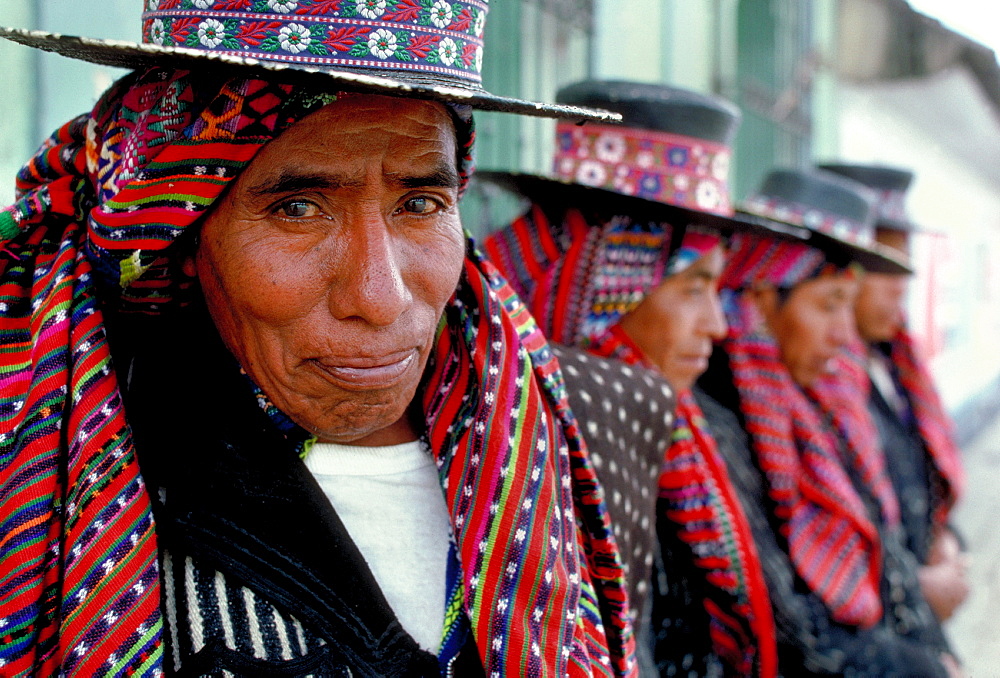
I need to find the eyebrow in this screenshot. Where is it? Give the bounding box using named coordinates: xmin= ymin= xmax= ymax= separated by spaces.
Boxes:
xmin=248 ymin=164 xmax=460 ymax=198
xmin=248 ymin=171 xmax=358 ymax=197
xmin=389 ymin=165 xmax=461 ymax=190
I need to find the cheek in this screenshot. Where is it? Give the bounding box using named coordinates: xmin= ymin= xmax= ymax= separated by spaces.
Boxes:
xmin=406 ymin=224 xmax=466 ymax=308
xmin=205 ymin=233 xmax=326 ymax=325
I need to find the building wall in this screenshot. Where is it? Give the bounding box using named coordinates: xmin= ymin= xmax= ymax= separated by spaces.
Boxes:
xmin=838 ymin=70 xmax=1000 ymax=435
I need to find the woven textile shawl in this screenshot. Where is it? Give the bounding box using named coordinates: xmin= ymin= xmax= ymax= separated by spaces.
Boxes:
xmin=0 ymin=69 xmax=633 ymax=677
xmin=842 ymin=333 xmax=964 ymax=526
xmin=582 ymin=329 xmax=776 ymax=678
xmin=483 ymin=204 xmax=777 ymax=677
xmin=722 ymin=294 xmax=885 ymax=628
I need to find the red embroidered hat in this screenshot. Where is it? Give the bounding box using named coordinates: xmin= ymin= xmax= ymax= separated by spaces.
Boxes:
xmin=0 ymin=0 xmax=618 ymax=121
xmin=471 ymin=80 xmax=810 ymax=243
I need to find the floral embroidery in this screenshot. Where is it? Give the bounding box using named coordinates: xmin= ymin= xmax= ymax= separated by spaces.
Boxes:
xmin=368 ymin=28 xmax=397 ymax=59
xmin=430 ymin=0 xmax=454 ymax=28
xmin=595 ymin=133 xmax=626 ymax=163
xmin=743 ymin=195 xmax=872 ymax=245
xmin=267 ymin=0 xmax=297 ymax=11
xmin=553 ymin=122 xmax=734 ymax=216
xmin=279 ymin=22 xmax=311 ymax=52
xmin=150 ymin=18 xmax=167 ymax=45
xmin=473 ymin=7 xmax=486 ymax=36
xmin=356 ymin=0 xmax=386 ymax=19
xmin=576 ymin=160 xmax=607 ymax=187
xmin=438 ymin=36 xmax=458 ymax=65
xmin=143 ymin=0 xmax=487 ymax=80
xmin=197 ymin=19 xmax=226 ymax=48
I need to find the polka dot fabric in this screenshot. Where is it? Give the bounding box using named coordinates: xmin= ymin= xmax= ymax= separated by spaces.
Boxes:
xmin=551 ymin=345 xmax=676 ymax=632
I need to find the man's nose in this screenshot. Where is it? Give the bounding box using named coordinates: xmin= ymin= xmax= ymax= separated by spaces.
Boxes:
xmin=329 ymin=210 xmax=411 ymax=326
xmin=702 ymin=293 xmax=728 ymax=340
xmin=830 ymin=308 xmax=856 ymax=348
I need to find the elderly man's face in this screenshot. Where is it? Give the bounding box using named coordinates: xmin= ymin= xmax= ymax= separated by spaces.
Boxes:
xmin=755 ymin=273 xmax=860 ymax=388
xmin=617 ymin=244 xmax=728 ymax=392
xmin=187 ymin=95 xmax=465 ymax=447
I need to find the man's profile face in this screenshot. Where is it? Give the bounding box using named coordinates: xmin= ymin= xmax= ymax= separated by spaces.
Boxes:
xmin=188 ymin=95 xmax=465 ymax=446
xmin=618 ymin=244 xmax=727 ymax=393
xmin=756 ymin=273 xmax=859 ymax=388
xmin=855 ymin=228 xmax=911 ymax=343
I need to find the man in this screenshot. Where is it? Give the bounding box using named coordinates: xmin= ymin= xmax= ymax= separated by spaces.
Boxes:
xmin=819 ymin=163 xmax=968 ymax=623
xmin=0 ymin=4 xmax=636 ymax=676
xmin=698 ymin=167 xmax=958 ymax=676
xmin=480 ymin=81 xmax=782 ymax=677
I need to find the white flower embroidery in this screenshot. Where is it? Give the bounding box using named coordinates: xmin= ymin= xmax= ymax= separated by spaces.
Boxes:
xmin=356 ymin=0 xmax=386 ymax=19
xmin=430 ymin=0 xmax=453 ymax=28
xmin=192 ymin=0 xmax=213 ymax=8
xmin=197 ymin=19 xmax=225 ymax=49
xmin=438 ymin=37 xmax=458 ymax=66
xmin=279 ymin=23 xmax=311 ymax=53
xmin=146 ymin=0 xmax=159 ymax=11
xmin=474 ymin=10 xmax=486 ymax=37
xmin=150 ymin=18 xmax=166 ymax=45
xmin=368 ymin=28 xmax=397 ymax=59
xmin=635 ymin=151 xmax=654 ymax=168
xmin=594 ymin=133 xmax=626 ymax=163
xmin=674 ymin=174 xmax=690 ymax=191
xmin=268 ymin=0 xmax=298 ymax=12
xmin=576 ymin=160 xmax=608 ymax=187
xmin=695 ymin=180 xmax=722 ymax=209
xmin=473 ymin=45 xmax=483 ymax=73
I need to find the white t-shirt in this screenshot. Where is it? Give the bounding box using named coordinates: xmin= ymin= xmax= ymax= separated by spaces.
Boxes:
xmin=303 ymin=439 xmax=451 ymax=653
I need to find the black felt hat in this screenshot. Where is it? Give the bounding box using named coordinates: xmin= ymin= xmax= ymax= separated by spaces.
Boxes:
xmin=739 ymin=168 xmax=913 ymax=275
xmin=817 ymin=163 xmax=918 ymax=232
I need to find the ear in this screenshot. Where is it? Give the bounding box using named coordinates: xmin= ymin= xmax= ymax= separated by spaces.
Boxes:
xmin=181 ymin=251 xmax=198 ymax=279
xmin=748 ymin=282 xmax=779 ymax=330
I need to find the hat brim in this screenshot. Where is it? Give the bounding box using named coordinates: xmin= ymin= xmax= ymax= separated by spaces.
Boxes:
xmin=0 ymin=27 xmax=621 ymax=123
xmin=735 ymin=210 xmax=913 ymax=275
xmin=473 ymin=171 xmax=812 ymax=244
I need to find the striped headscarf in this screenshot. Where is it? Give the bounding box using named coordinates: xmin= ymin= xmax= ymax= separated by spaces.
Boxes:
xmin=0 ymin=68 xmax=633 ymax=676
xmin=719 ymin=234 xmax=895 ymax=628
xmin=484 ymin=204 xmax=777 ymax=677
xmin=482 ymin=200 xmax=721 ymax=350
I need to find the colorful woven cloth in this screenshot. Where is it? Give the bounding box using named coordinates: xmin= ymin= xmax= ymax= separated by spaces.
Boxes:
xmin=484 ymin=201 xmax=777 ymax=676
xmin=808 ymin=351 xmax=902 ymax=532
xmin=721 ymin=292 xmax=884 ymax=628
xmin=0 ymin=69 xmax=633 ymax=676
xmin=482 ymin=200 xmax=720 ymax=349
xmin=583 ymin=328 xmax=776 ymax=678
xmin=845 ymin=332 xmax=964 ymax=526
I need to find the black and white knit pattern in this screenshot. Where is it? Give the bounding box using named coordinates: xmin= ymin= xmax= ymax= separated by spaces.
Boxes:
xmin=161 ymin=550 xmax=337 ymax=677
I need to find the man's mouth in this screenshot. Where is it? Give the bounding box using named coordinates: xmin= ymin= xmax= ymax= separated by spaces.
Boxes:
xmin=310 ymin=350 xmax=417 ymax=390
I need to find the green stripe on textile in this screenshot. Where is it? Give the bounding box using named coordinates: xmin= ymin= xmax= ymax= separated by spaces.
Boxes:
xmin=104 ymin=191 xmax=219 ymax=210
xmin=62 ymin=507 xmax=153 ymax=623
xmin=109 ymin=619 xmax=162 ymax=676
xmin=0 ymin=210 xmax=20 ymax=240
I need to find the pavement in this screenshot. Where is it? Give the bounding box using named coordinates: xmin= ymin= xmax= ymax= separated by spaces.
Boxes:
xmin=948 ymin=413 xmax=1000 ymax=676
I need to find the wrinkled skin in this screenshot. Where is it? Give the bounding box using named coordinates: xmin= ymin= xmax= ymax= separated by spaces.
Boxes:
xmin=618 ymin=245 xmax=728 ymax=392
xmin=752 ymin=273 xmax=859 ymax=389
xmin=184 ymin=95 xmax=466 ymax=447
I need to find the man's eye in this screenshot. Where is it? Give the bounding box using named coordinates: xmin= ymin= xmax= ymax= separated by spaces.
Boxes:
xmin=276 ymin=200 xmax=319 ymax=218
xmin=401 ymin=196 xmax=440 ymax=215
